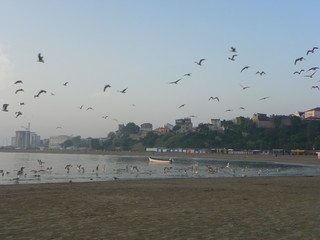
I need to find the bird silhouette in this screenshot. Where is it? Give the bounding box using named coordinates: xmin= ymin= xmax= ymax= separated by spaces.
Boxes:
xmin=195 ymin=59 xmax=205 ymax=66
xmin=20 ymin=102 xmax=25 ymax=106
xmin=86 ymin=107 xmax=93 ymax=111
xmin=311 ymin=86 xmax=319 ymax=90
xmin=225 ymin=109 xmax=233 ymax=112
xmin=79 ymin=105 xmax=84 ymax=110
xmin=15 ymin=112 xmax=22 ymax=118
xmin=241 ymin=66 xmax=250 ymax=72
xmin=118 ymin=88 xmax=128 ymax=93
xmin=208 ymin=97 xmax=219 ymax=101
xmin=307 ymin=67 xmax=319 ymax=72
xmin=2 ymin=104 xmax=9 ymax=112
xmin=34 ymin=90 xmax=47 ymax=98
xmin=169 ymin=79 xmax=182 ymax=84
xmin=228 ymin=54 xmax=237 ymax=61
xmin=102 ymin=115 xmax=108 ymax=119
xmin=104 ymin=85 xmax=111 ymax=92
xmin=230 ymin=47 xmax=237 ymax=52
xmin=256 ymin=71 xmax=266 ymax=76
xmin=240 ymin=84 xmax=250 ymax=90
xmin=294 ymin=57 xmax=304 ymax=65
xmin=178 ymin=104 xmax=186 ymax=108
xmin=15 ymin=89 xmax=24 ymax=94
xmin=239 ymin=107 xmax=245 ymax=110
xmin=183 ymin=73 xmax=192 ymax=77
xmin=259 ymin=96 xmax=270 ymax=100
xmin=63 ymin=82 xmax=68 ymax=86
xmin=306 ymin=47 xmax=318 ymax=55
xmin=14 ymin=80 xmax=23 ymax=84
xmin=37 ymin=53 xmax=44 ymax=63
xmin=304 ymin=72 xmax=316 ymax=78
xmin=293 ymin=69 xmax=305 ymax=74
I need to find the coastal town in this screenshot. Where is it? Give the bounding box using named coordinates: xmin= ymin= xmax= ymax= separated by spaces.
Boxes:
xmin=7 ymin=107 xmax=320 ymax=157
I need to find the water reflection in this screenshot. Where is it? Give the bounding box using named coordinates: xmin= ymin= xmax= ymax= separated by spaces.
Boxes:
xmin=0 ymin=152 xmax=319 ymax=185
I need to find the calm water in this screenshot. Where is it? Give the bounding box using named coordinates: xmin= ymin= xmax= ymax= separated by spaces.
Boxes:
xmin=0 ymin=152 xmax=319 ymax=185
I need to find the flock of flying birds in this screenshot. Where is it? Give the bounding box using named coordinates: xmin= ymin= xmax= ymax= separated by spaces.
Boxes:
xmin=166 ymin=46 xmax=319 ymax=115
xmin=1 ymin=46 xmax=319 ymax=127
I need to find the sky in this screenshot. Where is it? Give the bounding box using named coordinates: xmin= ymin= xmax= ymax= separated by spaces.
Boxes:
xmin=0 ymin=0 xmax=319 ymax=145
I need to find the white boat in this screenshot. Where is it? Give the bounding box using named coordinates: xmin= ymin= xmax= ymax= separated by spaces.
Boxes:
xmin=149 ymin=156 xmax=173 ymax=164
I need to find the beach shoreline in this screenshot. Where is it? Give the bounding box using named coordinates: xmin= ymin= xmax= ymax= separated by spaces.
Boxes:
xmin=1 ymin=149 xmax=319 ymax=165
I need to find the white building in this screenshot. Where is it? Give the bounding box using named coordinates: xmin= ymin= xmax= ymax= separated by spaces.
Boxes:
xmin=48 ymin=135 xmax=71 ymax=149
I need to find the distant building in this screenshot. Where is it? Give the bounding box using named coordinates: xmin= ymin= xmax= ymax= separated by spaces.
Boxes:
xmin=164 ymin=123 xmax=174 ymax=130
xmin=154 ymin=127 xmax=170 ymax=135
xmin=140 ymin=123 xmax=153 ymax=137
xmin=252 ymin=113 xmax=292 ymax=128
xmin=252 ymin=113 xmax=273 ymax=128
xmin=175 ymin=118 xmax=193 ymax=133
xmin=15 ymin=131 xmax=31 ymax=149
xmin=48 ymin=135 xmax=71 ymax=150
xmin=30 ymin=132 xmax=41 ymax=149
xmin=209 ymin=119 xmax=224 ymax=131
xmin=304 ymin=107 xmax=320 ymax=120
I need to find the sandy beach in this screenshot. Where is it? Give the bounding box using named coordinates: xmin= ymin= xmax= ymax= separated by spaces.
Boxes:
xmin=0 ymin=151 xmax=319 ymax=239
xmin=0 ymin=176 xmax=319 ymax=240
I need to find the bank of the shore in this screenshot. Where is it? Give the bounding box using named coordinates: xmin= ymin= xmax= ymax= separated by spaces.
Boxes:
xmin=1 ymin=149 xmax=320 ymax=165
xmin=0 ymin=176 xmax=319 ymax=240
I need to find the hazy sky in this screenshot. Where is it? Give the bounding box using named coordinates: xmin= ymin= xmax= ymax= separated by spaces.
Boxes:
xmin=0 ymin=0 xmax=319 ymax=145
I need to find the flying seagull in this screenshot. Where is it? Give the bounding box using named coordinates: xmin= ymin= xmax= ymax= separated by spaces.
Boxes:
xmin=306 ymin=47 xmax=318 ymax=55
xmin=102 ymin=115 xmax=108 ymax=119
xmin=37 ymin=53 xmax=44 ymax=63
xmin=311 ymin=86 xmax=319 ymax=90
xmin=2 ymin=104 xmax=9 ymax=112
xmin=208 ymin=97 xmax=219 ymax=101
xmin=230 ymin=47 xmax=237 ymax=52
xmin=15 ymin=89 xmax=24 ymax=94
xmin=79 ymin=105 xmax=84 ymax=110
xmin=15 ymin=112 xmax=22 ymax=118
xmin=183 ymin=73 xmax=192 ymax=77
xmin=307 ymin=67 xmax=319 ymax=72
xmin=14 ymin=80 xmax=23 ymax=84
xmin=169 ymin=79 xmax=182 ymax=84
xmin=118 ymin=88 xmax=128 ymax=93
xmin=63 ymin=82 xmax=68 ymax=86
xmin=225 ymin=109 xmax=233 ymax=112
xmin=240 ymin=84 xmax=250 ymax=90
xmin=239 ymin=107 xmax=245 ymax=110
xmin=304 ymin=72 xmax=316 ymax=78
xmin=178 ymin=104 xmax=186 ymax=109
xmin=104 ymin=85 xmax=111 ymax=92
xmin=241 ymin=66 xmax=250 ymax=72
xmin=294 ymin=57 xmax=304 ymax=65
xmin=256 ymin=71 xmax=266 ymax=76
xmin=228 ymin=54 xmax=237 ymax=61
xmin=293 ymin=69 xmax=305 ymax=74
xmin=34 ymin=89 xmax=47 ymax=98
xmin=86 ymin=107 xmax=93 ymax=111
xmin=195 ymin=59 xmax=205 ymax=66
xmin=259 ymin=96 xmax=270 ymax=100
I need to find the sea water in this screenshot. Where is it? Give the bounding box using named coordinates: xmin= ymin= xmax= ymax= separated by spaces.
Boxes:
xmin=0 ymin=152 xmax=319 ymax=185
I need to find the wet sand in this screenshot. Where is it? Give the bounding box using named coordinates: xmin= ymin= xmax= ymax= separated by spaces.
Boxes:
xmin=0 ymin=176 xmax=319 ymax=240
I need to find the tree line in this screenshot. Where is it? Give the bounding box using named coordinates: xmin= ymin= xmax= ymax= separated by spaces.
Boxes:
xmin=64 ymin=117 xmax=320 ymax=151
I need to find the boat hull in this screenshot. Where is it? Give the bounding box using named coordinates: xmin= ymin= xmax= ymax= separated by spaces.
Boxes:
xmin=149 ymin=157 xmax=173 ymax=164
